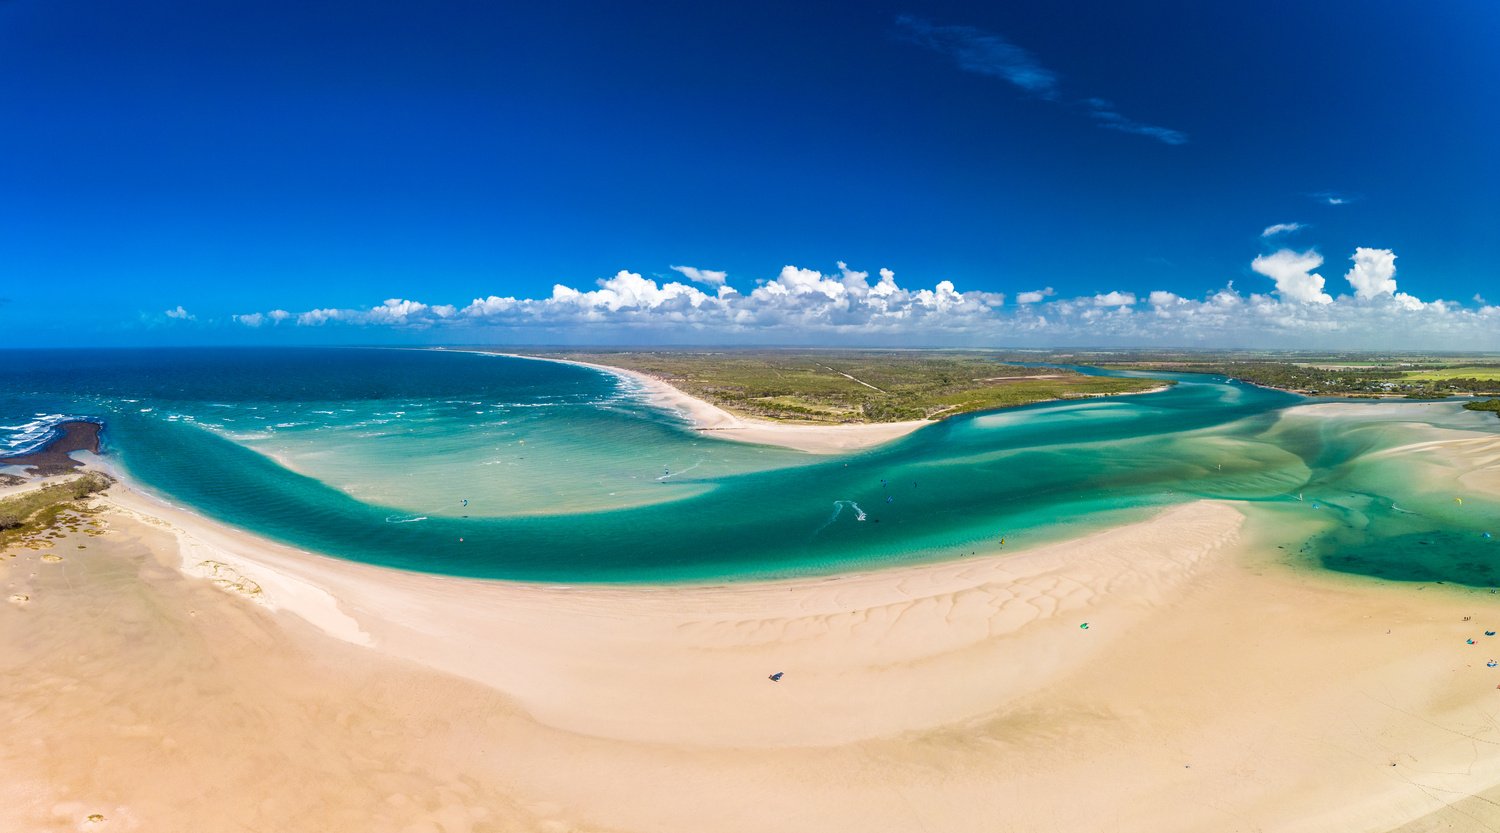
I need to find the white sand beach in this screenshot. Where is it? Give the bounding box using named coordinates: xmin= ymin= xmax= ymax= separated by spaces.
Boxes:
xmin=6 ymin=437 xmax=1500 ymax=831
xmin=488 ymin=351 xmax=933 ymax=454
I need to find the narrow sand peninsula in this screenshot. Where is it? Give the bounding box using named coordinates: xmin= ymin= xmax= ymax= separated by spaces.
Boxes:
xmin=8 ymin=458 xmax=1500 ymax=831
xmin=491 ymin=351 xmax=932 ymax=454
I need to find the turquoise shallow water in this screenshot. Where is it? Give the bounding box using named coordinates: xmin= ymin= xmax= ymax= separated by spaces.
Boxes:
xmin=1 ymin=348 xmax=1497 ymax=584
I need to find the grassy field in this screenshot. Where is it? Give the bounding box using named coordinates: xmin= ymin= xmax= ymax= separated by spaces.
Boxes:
xmin=1400 ymin=366 xmax=1500 ymax=382
xmin=1096 ymin=351 xmax=1500 ymax=397
xmin=509 ymin=349 xmax=1169 ymax=424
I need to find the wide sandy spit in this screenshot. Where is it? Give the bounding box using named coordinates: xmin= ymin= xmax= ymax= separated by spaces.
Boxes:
xmin=5 ymin=428 xmax=1500 ymax=832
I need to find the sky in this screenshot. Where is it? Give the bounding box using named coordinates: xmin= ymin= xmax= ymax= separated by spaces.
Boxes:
xmin=2 ymin=0 xmax=1498 ymax=349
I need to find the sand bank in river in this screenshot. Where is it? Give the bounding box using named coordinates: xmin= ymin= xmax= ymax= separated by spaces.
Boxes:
xmin=6 ymin=450 xmax=1500 ymax=830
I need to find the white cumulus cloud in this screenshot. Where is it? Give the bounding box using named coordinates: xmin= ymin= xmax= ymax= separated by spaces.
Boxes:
xmin=364 ymin=298 xmax=456 ymax=326
xmin=1251 ymin=249 xmax=1333 ymax=305
xmin=1148 ymin=290 xmax=1186 ymax=308
xmin=165 ymin=305 xmax=194 ymax=320
xmin=1345 ymin=248 xmax=1423 ymax=310
xmin=223 ymin=252 xmax=1500 ymax=349
xmin=1093 ymin=291 xmax=1137 ymax=307
xmin=297 ymin=308 xmax=346 ymax=326
xmin=233 ymin=309 xmax=291 ymax=328
xmin=1344 ymin=247 xmax=1398 ymax=298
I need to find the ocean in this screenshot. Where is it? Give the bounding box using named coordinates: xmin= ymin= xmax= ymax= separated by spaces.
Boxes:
xmin=1 ymin=347 xmax=1497 ymax=584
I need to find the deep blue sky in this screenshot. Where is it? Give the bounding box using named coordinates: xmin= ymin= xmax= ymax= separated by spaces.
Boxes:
xmin=2 ymin=0 xmax=1497 ymax=346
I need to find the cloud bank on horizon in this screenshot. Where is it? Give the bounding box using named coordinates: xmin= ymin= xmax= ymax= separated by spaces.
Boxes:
xmin=221 ymin=243 xmax=1500 ymax=349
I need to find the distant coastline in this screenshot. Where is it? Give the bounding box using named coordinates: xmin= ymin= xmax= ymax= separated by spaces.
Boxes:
xmin=447 ymin=348 xmax=1171 ymax=454
xmin=464 ymin=350 xmax=932 ymax=454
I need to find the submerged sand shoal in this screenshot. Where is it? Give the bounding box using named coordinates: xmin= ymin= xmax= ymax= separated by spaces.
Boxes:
xmin=6 ymin=416 xmax=1500 ymax=830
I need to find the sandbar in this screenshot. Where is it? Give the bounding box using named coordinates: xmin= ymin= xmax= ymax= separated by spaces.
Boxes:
xmin=7 ymin=441 xmax=1500 ymax=830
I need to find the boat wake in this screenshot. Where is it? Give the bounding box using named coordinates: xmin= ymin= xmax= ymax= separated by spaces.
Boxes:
xmin=813 ymin=500 xmax=867 ymax=535
xmin=657 ymin=459 xmax=705 ymax=481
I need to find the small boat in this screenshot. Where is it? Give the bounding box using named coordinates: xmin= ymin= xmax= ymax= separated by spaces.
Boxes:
xmin=768 ymin=672 xmax=784 ymax=682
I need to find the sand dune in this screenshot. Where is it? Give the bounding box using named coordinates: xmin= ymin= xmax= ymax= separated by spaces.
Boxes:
xmin=6 ymin=444 xmax=1500 ymax=830
xmin=102 ymin=487 xmax=1241 ymax=748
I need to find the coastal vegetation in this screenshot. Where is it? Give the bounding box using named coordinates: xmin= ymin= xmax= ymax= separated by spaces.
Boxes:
xmin=1092 ymin=351 xmax=1500 ymax=397
xmin=0 ymin=472 xmax=112 ymax=545
xmin=511 ymin=349 xmax=1168 ymax=423
xmin=1402 ymin=366 xmax=1500 ymax=382
xmin=1465 ymin=399 xmax=1500 ymax=418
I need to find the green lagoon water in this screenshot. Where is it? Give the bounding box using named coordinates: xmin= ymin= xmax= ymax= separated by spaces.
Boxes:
xmin=1 ymin=348 xmax=1497 ymax=584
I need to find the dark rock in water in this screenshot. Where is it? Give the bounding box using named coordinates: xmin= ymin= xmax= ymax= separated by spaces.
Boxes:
xmin=0 ymin=421 xmax=103 ymax=475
